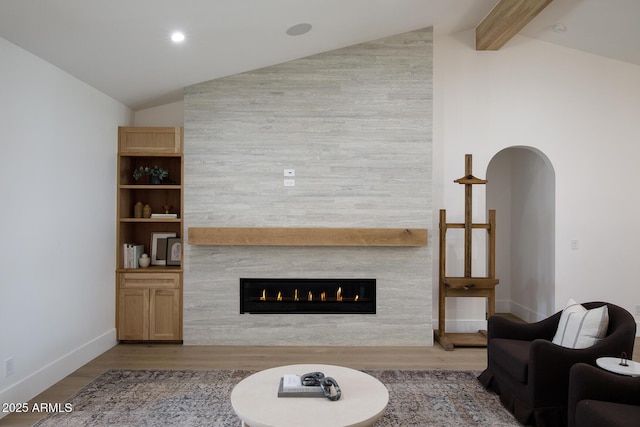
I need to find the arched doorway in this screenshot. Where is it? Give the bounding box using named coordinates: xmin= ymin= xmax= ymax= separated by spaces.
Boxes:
xmin=487 ymin=147 xmax=555 ymax=322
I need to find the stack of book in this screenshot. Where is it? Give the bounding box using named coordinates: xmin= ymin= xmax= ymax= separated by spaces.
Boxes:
xmin=277 ymin=375 xmax=324 ymax=398
xmin=150 ymin=213 xmax=178 ymax=219
xmin=123 ymin=243 xmax=144 ymax=268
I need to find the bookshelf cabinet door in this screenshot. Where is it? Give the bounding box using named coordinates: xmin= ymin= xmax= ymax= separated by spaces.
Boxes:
xmin=149 ymin=289 xmax=181 ymax=340
xmin=118 ymin=127 xmax=182 ymax=154
xmin=118 ymin=288 xmax=150 ymax=340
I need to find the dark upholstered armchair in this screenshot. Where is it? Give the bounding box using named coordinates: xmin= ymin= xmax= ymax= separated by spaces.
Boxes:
xmin=478 ymin=302 xmax=636 ymax=426
xmin=568 ymin=363 xmax=640 ymax=427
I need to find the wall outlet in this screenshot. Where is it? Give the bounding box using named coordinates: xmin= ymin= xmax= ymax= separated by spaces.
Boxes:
xmin=284 ymin=179 xmax=295 ymax=187
xmin=4 ymin=357 xmax=14 ymax=377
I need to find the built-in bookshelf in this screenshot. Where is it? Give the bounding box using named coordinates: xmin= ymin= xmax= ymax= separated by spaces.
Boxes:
xmin=116 ymin=126 xmax=183 ymax=342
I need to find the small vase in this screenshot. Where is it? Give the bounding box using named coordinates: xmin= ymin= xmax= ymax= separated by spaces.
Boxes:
xmin=149 ymin=175 xmax=161 ymax=185
xmin=134 ymin=201 xmax=143 ymax=218
xmin=139 ymin=253 xmax=151 ymax=268
xmin=143 ymin=204 xmax=152 ymax=218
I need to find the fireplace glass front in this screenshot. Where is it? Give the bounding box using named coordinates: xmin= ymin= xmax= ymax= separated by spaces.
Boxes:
xmin=240 ymin=278 xmax=376 ymax=314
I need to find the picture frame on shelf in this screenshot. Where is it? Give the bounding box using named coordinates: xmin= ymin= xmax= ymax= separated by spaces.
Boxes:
xmin=166 ymin=237 xmax=182 ymax=266
xmin=151 ymin=232 xmax=177 ymax=265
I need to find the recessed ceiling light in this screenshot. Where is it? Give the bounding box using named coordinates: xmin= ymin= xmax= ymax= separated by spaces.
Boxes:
xmin=171 ymin=32 xmax=185 ymax=43
xmin=286 ymin=23 xmax=312 ymax=36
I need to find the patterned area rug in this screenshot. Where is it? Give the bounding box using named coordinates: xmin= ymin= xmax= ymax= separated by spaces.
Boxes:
xmin=34 ymin=369 xmax=520 ymax=426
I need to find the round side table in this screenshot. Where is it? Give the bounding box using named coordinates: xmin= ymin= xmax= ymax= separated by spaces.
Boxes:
xmin=596 ymin=357 xmax=640 ymax=376
xmin=230 ymin=364 xmax=389 ymax=427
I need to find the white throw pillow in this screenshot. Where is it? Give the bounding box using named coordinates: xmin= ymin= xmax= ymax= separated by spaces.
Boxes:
xmin=551 ymin=299 xmax=609 ymax=348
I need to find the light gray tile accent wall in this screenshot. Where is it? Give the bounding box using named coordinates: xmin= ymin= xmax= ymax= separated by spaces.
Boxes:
xmin=183 ymin=28 xmax=433 ymax=345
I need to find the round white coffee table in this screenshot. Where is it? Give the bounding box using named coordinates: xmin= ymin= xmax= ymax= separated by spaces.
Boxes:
xmin=230 ymin=364 xmax=389 ymax=427
xmin=596 ymin=357 xmax=640 ymax=376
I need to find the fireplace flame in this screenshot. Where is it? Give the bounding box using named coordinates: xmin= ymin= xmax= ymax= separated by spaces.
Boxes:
xmin=256 ymin=287 xmax=363 ymax=303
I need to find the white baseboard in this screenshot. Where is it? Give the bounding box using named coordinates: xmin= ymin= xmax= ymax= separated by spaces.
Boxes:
xmin=0 ymin=329 xmax=116 ymax=419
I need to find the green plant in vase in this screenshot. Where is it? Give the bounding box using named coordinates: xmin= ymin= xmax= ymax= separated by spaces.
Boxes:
xmin=133 ymin=165 xmax=169 ymax=184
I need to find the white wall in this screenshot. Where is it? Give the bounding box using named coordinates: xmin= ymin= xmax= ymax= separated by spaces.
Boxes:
xmin=434 ymin=30 xmax=640 ymax=333
xmin=134 ymin=100 xmax=184 ymax=127
xmin=487 ymin=150 xmax=513 ymax=313
xmin=0 ymin=37 xmax=131 ymax=413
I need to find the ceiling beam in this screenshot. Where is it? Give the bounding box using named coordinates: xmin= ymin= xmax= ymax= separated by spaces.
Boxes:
xmin=476 ymin=0 xmax=554 ymax=50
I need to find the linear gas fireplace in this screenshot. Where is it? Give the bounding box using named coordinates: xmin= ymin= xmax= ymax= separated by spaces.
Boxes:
xmin=240 ymin=278 xmax=376 ymax=314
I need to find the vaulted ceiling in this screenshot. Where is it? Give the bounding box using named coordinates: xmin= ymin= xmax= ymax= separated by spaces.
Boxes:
xmin=1 ymin=0 xmax=638 ymax=111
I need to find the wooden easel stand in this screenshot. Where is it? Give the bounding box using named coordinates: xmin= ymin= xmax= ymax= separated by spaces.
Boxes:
xmin=435 ymin=154 xmax=499 ymax=350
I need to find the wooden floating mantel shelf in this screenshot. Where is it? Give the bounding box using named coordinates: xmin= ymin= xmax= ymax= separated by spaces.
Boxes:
xmin=188 ymin=227 xmax=428 ymax=247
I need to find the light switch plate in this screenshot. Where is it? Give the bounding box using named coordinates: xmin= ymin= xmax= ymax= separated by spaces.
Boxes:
xmin=284 ymin=169 xmax=295 ymax=177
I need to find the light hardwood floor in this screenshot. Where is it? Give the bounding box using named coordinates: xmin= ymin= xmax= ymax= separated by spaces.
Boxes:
xmin=2 ymin=338 xmax=639 ymax=426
